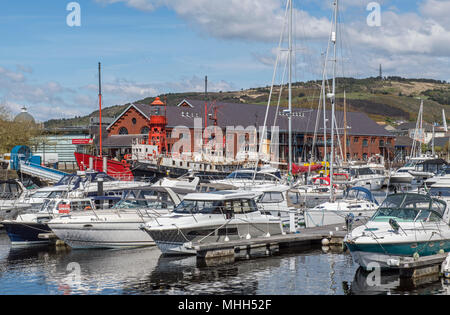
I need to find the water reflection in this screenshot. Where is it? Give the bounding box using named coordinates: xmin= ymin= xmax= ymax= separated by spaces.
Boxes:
xmin=348 ymin=268 xmax=450 ymax=295
xmin=0 ymin=233 xmax=449 ymax=295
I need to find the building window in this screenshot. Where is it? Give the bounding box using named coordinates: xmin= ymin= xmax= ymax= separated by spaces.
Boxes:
xmin=132 ymin=118 xmax=137 ymax=125
xmin=354 ymin=137 xmax=359 ymax=143
xmin=119 ymin=127 xmax=129 ymax=135
xmin=363 ymin=153 xmax=368 ymax=160
xmin=141 ymin=126 xmax=150 ymax=134
xmin=362 ymin=139 xmax=368 ymax=147
xmin=380 ymin=140 xmax=385 ymax=147
xmin=371 ymin=138 xmax=376 ymax=144
xmin=387 ymin=139 xmax=392 ymax=145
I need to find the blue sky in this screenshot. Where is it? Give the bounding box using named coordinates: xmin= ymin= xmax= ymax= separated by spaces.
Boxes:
xmin=0 ymin=0 xmax=449 ymax=121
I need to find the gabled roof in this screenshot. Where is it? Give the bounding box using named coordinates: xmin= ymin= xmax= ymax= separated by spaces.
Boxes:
xmin=176 ymin=99 xmax=195 ymax=108
xmin=106 ymin=98 xmax=394 ymax=137
xmin=106 ymin=104 xmax=151 ymax=131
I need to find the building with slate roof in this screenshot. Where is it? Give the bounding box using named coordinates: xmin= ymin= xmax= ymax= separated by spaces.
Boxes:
xmin=104 ymin=99 xmax=396 ymax=163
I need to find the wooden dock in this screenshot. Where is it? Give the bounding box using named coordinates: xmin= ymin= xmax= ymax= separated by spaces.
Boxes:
xmin=191 ymin=223 xmax=349 ymax=261
xmin=396 ymin=253 xmax=448 ymax=280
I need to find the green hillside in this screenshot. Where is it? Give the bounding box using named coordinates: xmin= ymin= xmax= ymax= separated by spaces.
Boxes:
xmin=44 ymin=77 xmax=450 ymax=129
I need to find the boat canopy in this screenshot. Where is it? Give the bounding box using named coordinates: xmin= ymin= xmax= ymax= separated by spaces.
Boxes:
xmin=345 ymin=187 xmax=378 ymax=205
xmin=375 ymin=193 xmax=447 ymax=221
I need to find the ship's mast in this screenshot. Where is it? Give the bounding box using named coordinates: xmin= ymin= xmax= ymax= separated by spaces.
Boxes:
xmin=98 ymin=62 xmax=103 ymax=159
xmin=329 ymin=0 xmax=338 ymax=201
xmin=288 ymin=0 xmax=293 ymax=174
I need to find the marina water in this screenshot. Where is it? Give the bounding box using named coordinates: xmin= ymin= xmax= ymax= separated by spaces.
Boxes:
xmin=0 ymin=224 xmax=449 ymax=295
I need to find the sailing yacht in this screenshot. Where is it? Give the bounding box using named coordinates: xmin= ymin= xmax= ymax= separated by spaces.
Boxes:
xmin=390 ymin=100 xmax=437 ymax=185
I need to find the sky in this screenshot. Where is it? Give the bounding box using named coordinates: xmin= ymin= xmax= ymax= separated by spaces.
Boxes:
xmin=0 ymin=0 xmax=449 ymax=122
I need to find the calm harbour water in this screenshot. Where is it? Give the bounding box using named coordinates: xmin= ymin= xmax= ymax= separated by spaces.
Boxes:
xmin=0 ymin=231 xmax=449 ymax=295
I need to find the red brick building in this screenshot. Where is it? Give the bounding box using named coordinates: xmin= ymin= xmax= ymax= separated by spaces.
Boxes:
xmin=104 ymin=99 xmax=396 ymax=163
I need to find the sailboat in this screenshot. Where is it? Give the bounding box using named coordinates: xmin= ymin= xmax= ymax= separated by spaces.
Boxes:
xmin=390 ymin=100 xmax=436 ymax=185
xmin=302 ymin=0 xmax=382 ymax=227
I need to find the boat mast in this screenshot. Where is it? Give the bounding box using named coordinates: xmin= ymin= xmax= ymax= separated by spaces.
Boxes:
xmin=98 ymin=62 xmax=103 ymax=159
xmin=329 ymin=0 xmax=338 ymax=201
xmin=343 ymin=90 xmax=347 ymax=162
xmin=288 ymin=0 xmax=293 ymax=174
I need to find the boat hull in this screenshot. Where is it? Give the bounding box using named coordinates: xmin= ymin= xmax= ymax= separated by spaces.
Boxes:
xmin=2 ymin=221 xmax=52 ymax=246
xmin=74 ymin=152 xmax=134 ymax=181
xmin=131 ymin=161 xmax=236 ymax=182
xmin=304 ymin=209 xmax=375 ymax=228
xmin=346 ymin=240 xmax=450 ymax=269
xmin=49 ymin=221 xmax=155 ymax=249
xmin=144 ymin=222 xmax=284 ymax=255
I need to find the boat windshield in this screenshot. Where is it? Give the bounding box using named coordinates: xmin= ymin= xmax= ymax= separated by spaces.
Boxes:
xmin=226 ymin=170 xmax=281 ymax=181
xmin=350 ymin=168 xmax=374 ymax=176
xmin=174 ymin=199 xmax=258 ymax=215
xmin=226 ymin=172 xmax=254 ymax=180
xmin=113 ymin=190 xmax=174 ymax=210
xmin=30 ymin=191 xmax=53 ymax=199
xmin=372 ymin=194 xmax=446 ymax=222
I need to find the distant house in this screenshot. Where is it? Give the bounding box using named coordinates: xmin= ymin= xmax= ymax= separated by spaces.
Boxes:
xmin=396 ymin=122 xmax=447 ymax=144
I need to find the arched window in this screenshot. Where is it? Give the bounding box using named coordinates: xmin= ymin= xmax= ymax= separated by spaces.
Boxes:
xmin=132 ymin=118 xmax=137 ymax=125
xmin=141 ymin=126 xmax=150 ymax=134
xmin=119 ymin=127 xmax=129 ymax=135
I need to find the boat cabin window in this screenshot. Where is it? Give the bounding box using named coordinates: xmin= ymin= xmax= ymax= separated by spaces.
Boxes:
xmin=114 ymin=190 xmax=174 ymax=210
xmin=258 ymin=192 xmax=284 ymax=203
xmin=48 ymin=191 xmax=65 ymax=199
xmin=70 ymin=201 xmax=94 ymax=212
xmin=30 ymin=191 xmax=52 ymax=199
xmin=0 ymin=182 xmax=21 ymax=199
xmin=174 ymin=199 xmax=258 ymax=215
xmin=430 ymin=187 xmax=450 ymax=197
xmin=350 ymin=168 xmax=374 ymax=176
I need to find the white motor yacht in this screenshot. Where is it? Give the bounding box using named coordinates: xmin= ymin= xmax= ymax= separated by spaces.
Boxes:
xmin=345 ymin=193 xmax=450 ymax=269
xmin=0 ymin=180 xmax=31 ymax=221
xmin=209 ymin=167 xmax=283 ymax=189
xmin=304 ymin=187 xmax=379 ymax=228
xmin=48 ymin=186 xmax=183 ymax=249
xmin=2 ymin=197 xmax=100 ymax=246
xmin=142 ymin=190 xmax=284 ymax=255
xmin=389 ymin=156 xmax=436 ymax=185
xmin=347 ymin=166 xmax=386 ymax=191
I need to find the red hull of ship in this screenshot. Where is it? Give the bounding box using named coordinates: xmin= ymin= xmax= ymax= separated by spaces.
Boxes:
xmin=74 ymin=152 xmax=134 ymax=181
